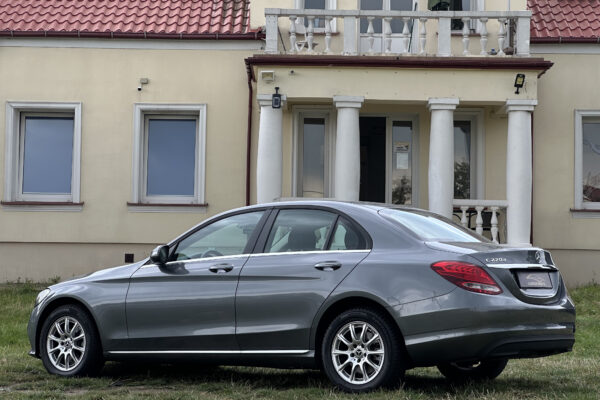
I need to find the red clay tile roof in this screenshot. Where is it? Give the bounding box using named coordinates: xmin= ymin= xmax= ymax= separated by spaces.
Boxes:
xmin=529 ymin=0 xmax=600 ymax=43
xmin=0 ymin=0 xmax=262 ymax=40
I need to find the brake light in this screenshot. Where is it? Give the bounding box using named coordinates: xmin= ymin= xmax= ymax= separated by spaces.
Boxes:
xmin=431 ymin=261 xmax=502 ymax=295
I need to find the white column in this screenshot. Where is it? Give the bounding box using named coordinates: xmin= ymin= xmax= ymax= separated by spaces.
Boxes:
xmin=505 ymin=99 xmax=537 ymax=245
xmin=333 ymin=96 xmax=364 ymax=201
xmin=256 ymin=93 xmax=286 ymax=204
xmin=428 ymin=98 xmax=459 ymax=219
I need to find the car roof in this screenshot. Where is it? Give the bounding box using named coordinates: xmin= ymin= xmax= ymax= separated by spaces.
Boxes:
xmin=240 ymin=198 xmax=424 ymax=213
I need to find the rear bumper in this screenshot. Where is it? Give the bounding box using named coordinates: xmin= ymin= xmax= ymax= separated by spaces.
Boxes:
xmin=394 ymin=291 xmax=576 ymax=367
xmin=484 ymin=336 xmax=574 ymax=359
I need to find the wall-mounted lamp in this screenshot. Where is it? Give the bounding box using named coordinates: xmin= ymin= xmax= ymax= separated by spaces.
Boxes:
xmin=260 ymin=70 xmax=275 ymax=82
xmin=138 ymin=77 xmax=149 ymax=91
xmin=514 ymin=73 xmax=525 ymax=94
xmin=272 ymin=87 xmax=282 ymax=109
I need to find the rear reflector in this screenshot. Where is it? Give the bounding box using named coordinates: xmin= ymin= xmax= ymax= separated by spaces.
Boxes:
xmin=431 ymin=261 xmax=502 ymax=295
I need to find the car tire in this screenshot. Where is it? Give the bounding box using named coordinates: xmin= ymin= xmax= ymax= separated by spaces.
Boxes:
xmin=437 ymin=359 xmax=508 ymax=382
xmin=39 ymin=304 xmax=104 ymax=377
xmin=321 ymin=308 xmax=405 ymax=393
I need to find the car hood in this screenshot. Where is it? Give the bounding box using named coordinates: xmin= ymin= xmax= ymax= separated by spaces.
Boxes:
xmin=49 ymin=259 xmax=147 ymax=289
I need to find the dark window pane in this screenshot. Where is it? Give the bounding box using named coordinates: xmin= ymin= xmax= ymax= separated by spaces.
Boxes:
xmin=22 ymin=116 xmax=74 ymax=194
xmin=428 ymin=0 xmax=471 ymax=29
xmin=304 ymin=0 xmax=326 ymax=28
xmin=454 ymin=121 xmax=471 ymax=199
xmin=175 ymin=211 xmax=264 ymax=260
xmin=428 ymin=0 xmax=469 ymax=10
xmin=265 ymin=209 xmax=337 ymax=253
xmin=582 ymin=121 xmax=600 ymax=202
xmin=390 ymin=0 xmax=413 ymax=32
xmin=329 ymin=218 xmax=367 ymax=250
xmin=146 ymin=119 xmax=196 ymax=196
xmin=302 ymin=118 xmax=325 ymax=197
xmin=360 ymin=0 xmax=383 ymax=33
xmin=391 ymin=121 xmax=412 ymax=205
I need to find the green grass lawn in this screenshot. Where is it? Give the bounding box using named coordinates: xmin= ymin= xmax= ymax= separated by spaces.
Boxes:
xmin=0 ymin=283 xmax=598 ymax=399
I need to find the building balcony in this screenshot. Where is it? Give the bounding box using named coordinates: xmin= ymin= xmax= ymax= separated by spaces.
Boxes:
xmin=264 ymin=8 xmax=532 ymax=58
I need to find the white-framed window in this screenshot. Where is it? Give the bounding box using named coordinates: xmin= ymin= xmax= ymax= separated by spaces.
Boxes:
xmin=360 ymin=0 xmax=417 ymax=33
xmin=3 ymin=102 xmax=82 ymax=204
xmin=293 ymin=107 xmax=335 ymax=198
xmin=453 ymin=110 xmax=484 ymax=200
xmin=295 ymin=0 xmax=337 ymax=33
xmin=575 ymin=110 xmax=600 ymax=210
xmin=132 ymin=104 xmax=206 ymax=206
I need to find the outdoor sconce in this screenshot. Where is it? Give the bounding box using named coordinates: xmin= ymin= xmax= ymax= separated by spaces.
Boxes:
xmin=514 ymin=73 xmax=525 ymax=94
xmin=272 ymin=87 xmax=282 ymax=109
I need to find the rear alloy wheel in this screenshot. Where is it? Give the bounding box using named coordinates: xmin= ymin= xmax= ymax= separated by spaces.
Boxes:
xmin=321 ymin=308 xmax=405 ymax=393
xmin=39 ymin=305 xmax=104 ymax=376
xmin=437 ymin=359 xmax=508 ymax=382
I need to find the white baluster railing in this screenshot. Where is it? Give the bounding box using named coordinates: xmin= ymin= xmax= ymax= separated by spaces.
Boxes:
xmin=461 ymin=18 xmax=470 ymax=55
xmin=453 ymin=199 xmax=508 ymax=244
xmin=497 ymin=18 xmax=507 ymax=55
xmin=479 ymin=17 xmax=488 ymax=55
xmin=264 ymin=9 xmax=531 ymax=57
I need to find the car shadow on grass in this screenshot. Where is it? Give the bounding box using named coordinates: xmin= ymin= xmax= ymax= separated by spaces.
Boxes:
xmin=97 ymin=361 xmax=551 ymax=396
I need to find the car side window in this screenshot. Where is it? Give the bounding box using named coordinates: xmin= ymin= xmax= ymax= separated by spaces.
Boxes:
xmin=173 ymin=211 xmax=264 ymax=260
xmin=329 ymin=217 xmax=368 ymax=250
xmin=264 ymin=209 xmax=337 ymax=253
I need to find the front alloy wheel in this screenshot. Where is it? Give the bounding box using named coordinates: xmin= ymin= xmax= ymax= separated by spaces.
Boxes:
xmin=322 ymin=308 xmax=405 ymax=393
xmin=39 ymin=305 xmax=104 ymax=376
xmin=46 ymin=316 xmax=87 ymax=372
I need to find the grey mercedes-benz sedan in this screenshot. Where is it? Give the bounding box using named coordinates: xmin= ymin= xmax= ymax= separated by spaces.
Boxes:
xmin=28 ymin=200 xmax=575 ymax=392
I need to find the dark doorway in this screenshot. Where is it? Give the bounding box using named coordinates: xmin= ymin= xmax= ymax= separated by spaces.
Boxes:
xmin=359 ymin=117 xmax=386 ymax=202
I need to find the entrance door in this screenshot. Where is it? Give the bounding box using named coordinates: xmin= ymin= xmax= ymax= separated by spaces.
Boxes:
xmin=360 ymin=117 xmax=386 ymax=202
xmin=359 ymin=116 xmax=417 ymax=205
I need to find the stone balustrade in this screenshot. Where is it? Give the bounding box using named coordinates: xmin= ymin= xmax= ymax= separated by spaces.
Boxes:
xmin=453 ymin=199 xmax=509 ymax=244
xmin=264 ymin=9 xmax=531 ymax=57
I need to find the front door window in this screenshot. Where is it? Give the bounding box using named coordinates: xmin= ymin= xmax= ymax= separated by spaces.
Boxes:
xmin=173 ymin=211 xmax=264 ymax=260
xmin=454 ymin=120 xmax=472 ymax=199
xmin=391 ymin=121 xmax=413 ymax=205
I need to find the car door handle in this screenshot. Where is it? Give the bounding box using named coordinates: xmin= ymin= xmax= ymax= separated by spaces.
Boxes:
xmin=209 ymin=263 xmax=234 ymax=273
xmin=314 ymin=261 xmax=342 ymax=271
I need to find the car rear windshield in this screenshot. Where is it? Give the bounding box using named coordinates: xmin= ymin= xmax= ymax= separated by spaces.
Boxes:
xmin=379 ymin=208 xmax=485 ymax=243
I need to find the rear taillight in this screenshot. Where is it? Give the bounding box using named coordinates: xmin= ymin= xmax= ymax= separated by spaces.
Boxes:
xmin=431 ymin=261 xmax=502 ymax=295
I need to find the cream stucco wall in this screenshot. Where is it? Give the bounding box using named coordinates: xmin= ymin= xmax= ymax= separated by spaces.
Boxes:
xmin=254 ymin=66 xmax=538 ymax=103
xmin=532 ymin=52 xmax=600 ymax=259
xmin=0 ymin=44 xmax=256 ymax=280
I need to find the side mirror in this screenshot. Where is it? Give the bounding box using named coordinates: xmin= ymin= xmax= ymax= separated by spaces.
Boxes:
xmin=150 ymin=245 xmax=169 ymax=265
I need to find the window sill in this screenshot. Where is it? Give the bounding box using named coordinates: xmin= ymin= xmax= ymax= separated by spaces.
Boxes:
xmin=127 ymin=202 xmax=208 ymax=213
xmin=570 ymin=208 xmax=600 ymax=218
xmin=1 ymin=201 xmax=84 ymax=212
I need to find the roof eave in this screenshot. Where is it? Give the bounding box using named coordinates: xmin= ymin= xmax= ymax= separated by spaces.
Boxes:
xmin=0 ymin=30 xmax=265 ymax=40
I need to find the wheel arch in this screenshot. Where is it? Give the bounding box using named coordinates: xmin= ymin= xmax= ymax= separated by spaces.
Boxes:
xmin=35 ymin=296 xmax=103 ymax=357
xmin=311 ymin=294 xmax=412 ymax=369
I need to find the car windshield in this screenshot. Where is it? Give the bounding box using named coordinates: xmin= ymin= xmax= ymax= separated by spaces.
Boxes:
xmin=379 ymin=208 xmax=486 ymax=243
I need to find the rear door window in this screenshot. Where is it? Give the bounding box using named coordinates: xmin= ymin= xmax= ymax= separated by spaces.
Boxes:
xmin=264 ymin=209 xmax=337 ymax=253
xmin=329 ymin=218 xmax=368 ymax=250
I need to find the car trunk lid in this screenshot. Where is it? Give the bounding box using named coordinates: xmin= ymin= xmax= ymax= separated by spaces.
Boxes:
xmin=425 ymin=242 xmax=564 ymax=305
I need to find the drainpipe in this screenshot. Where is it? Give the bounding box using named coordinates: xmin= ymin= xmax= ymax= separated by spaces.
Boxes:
xmin=245 ymin=60 xmax=256 ymax=206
